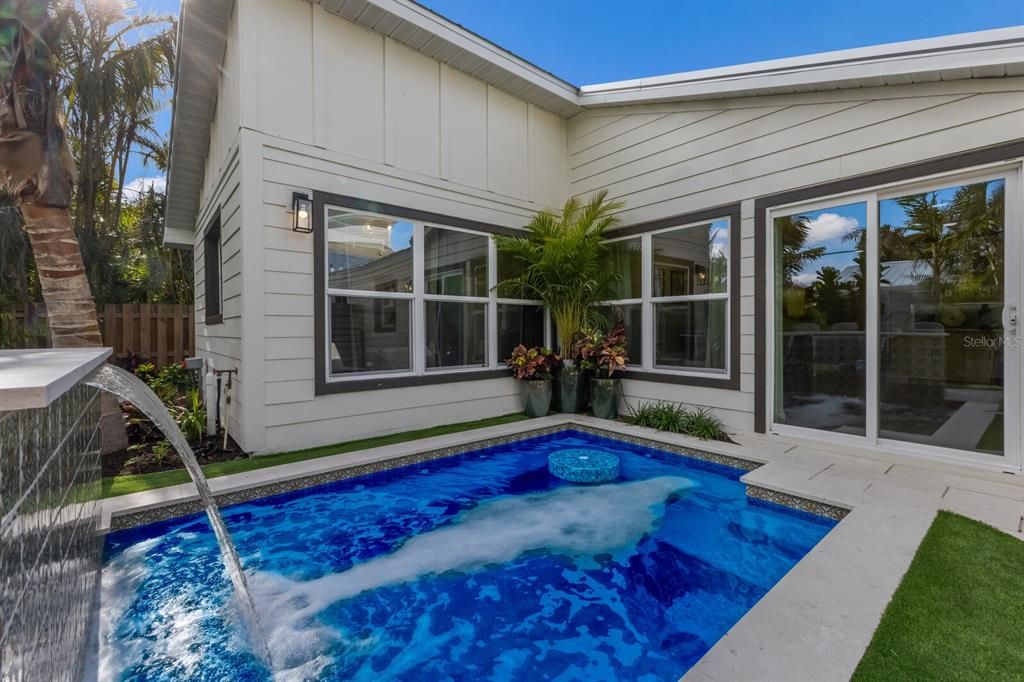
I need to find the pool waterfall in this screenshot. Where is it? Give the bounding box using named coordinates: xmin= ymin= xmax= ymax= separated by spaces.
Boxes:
xmin=83 ymin=364 xmax=273 ymax=669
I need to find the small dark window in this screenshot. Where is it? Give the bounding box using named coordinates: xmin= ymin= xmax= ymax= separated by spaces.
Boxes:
xmin=204 ymin=213 xmax=222 ymax=325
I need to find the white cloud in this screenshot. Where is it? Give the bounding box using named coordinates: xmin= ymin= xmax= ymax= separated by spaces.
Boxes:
xmin=805 ymin=212 xmax=858 ymax=244
xmin=792 ymin=272 xmax=818 ymax=288
xmin=122 ymin=176 xmax=166 ymax=198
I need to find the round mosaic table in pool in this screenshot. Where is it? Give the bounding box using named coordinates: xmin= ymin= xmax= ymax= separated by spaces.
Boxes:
xmin=548 ymin=448 xmax=620 ymax=483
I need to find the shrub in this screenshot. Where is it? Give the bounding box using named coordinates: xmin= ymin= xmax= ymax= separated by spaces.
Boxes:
xmin=678 ymin=407 xmax=728 ymax=441
xmin=149 ymin=361 xmax=194 ymax=403
xmin=150 ymin=439 xmax=174 ymax=468
xmin=574 ymin=323 xmax=629 ymax=376
xmin=171 ymin=388 xmax=207 ymax=444
xmin=134 ymin=362 xmax=156 ymax=383
xmin=624 ymin=401 xmax=729 ymax=441
xmin=625 ymin=401 xmax=688 ymax=432
xmin=595 ymin=323 xmax=628 ymax=377
xmin=505 ymin=345 xmax=559 ymax=381
xmin=572 ymin=328 xmax=601 ymax=370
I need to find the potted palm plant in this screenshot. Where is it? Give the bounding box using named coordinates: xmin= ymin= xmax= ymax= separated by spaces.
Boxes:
xmin=495 ymin=191 xmax=623 ymax=413
xmin=589 ymin=324 xmax=628 ymax=419
xmin=506 ymin=345 xmax=558 ymax=417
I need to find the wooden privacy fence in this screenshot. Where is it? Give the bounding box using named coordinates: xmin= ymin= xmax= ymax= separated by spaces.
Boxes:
xmin=3 ymin=303 xmax=195 ymax=369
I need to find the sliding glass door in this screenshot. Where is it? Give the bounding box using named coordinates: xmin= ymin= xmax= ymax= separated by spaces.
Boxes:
xmin=878 ymin=178 xmax=1008 ymax=454
xmin=770 ymin=166 xmax=1021 ymax=468
xmin=773 ymin=201 xmax=867 ymax=435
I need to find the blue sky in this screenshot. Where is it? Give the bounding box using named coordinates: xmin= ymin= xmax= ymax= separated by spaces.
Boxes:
xmin=127 ymin=0 xmax=1023 ymax=187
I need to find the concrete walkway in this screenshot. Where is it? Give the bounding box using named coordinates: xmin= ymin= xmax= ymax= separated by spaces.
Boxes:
xmin=99 ymin=415 xmax=1024 ymax=682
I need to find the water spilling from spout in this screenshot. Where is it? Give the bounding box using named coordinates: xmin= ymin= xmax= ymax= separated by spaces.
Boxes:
xmin=85 ymin=364 xmax=274 ymax=670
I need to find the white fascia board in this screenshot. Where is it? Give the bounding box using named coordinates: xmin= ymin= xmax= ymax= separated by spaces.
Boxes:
xmin=163 ymin=226 xmax=195 ymax=249
xmin=579 ymin=27 xmax=1024 ymax=105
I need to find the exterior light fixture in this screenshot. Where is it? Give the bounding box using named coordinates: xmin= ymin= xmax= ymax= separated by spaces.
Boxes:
xmin=292 ymin=192 xmax=313 ymax=233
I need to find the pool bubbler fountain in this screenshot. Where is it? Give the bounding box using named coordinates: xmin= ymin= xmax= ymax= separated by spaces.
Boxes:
xmin=84 ymin=364 xmax=274 ymax=669
xmin=548 ymin=448 xmax=620 ymax=483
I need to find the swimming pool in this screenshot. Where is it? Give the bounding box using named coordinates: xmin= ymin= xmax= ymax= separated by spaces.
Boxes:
xmin=97 ymin=430 xmax=837 ymax=681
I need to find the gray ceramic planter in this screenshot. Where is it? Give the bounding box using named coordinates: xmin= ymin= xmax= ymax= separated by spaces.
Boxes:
xmin=522 ymin=378 xmax=552 ymax=417
xmin=590 ymin=377 xmax=620 ymax=419
xmin=554 ymin=365 xmax=590 ymax=413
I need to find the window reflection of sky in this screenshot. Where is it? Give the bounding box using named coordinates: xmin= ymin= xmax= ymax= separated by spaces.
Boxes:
xmin=709 ymin=220 xmax=729 ymax=258
xmin=391 ymin=221 xmax=414 ymax=250
xmin=879 ymin=179 xmax=1003 ymax=228
xmin=788 ymin=202 xmax=866 ymax=288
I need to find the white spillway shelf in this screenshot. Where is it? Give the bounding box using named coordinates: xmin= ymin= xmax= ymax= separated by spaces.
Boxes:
xmin=0 ymin=348 xmax=112 ymax=410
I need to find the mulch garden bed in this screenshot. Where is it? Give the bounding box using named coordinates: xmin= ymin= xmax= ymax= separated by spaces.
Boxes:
xmin=101 ymin=406 xmax=247 ymax=478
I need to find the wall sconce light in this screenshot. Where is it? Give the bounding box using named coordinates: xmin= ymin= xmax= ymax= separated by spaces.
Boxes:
xmin=292 ymin=192 xmax=313 ymax=233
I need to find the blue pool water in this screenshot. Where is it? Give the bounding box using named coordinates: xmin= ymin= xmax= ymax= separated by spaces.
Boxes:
xmin=98 ymin=430 xmax=836 ymax=681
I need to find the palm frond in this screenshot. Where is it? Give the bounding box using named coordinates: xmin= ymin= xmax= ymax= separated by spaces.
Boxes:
xmin=495 ymin=191 xmax=624 ymax=355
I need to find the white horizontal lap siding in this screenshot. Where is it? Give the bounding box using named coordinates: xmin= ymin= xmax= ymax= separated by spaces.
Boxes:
xmin=620 ymin=380 xmax=754 ymax=432
xmin=261 ymin=145 xmax=548 ymax=225
xmin=253 ymin=131 xmax=552 ymax=454
xmin=193 ymin=0 xmax=249 ymax=449
xmin=569 ymin=78 xmax=1024 ymax=432
xmin=195 ymin=144 xmax=242 ymax=373
xmin=263 ymin=379 xmax=522 ymax=453
xmin=193 ymin=136 xmax=247 ymax=443
xmin=570 ymin=79 xmax=1024 ymax=225
xmin=739 ymin=199 xmax=757 ymax=405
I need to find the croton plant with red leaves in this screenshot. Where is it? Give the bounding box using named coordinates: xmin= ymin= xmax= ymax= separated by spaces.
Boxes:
xmin=506 ymin=345 xmax=560 ymax=381
xmin=574 ymin=324 xmax=629 ymax=378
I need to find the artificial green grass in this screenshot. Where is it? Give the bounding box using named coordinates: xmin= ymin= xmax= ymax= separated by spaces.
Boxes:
xmin=100 ymin=412 xmax=530 ymax=498
xmin=975 ymin=413 xmax=1004 ymax=452
xmin=852 ymin=511 xmax=1024 ymax=681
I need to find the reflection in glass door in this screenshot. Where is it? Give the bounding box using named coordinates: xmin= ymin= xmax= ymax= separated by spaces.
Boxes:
xmin=878 ymin=179 xmax=1006 ymax=455
xmin=773 ymin=201 xmax=867 ymax=435
xmin=771 ymin=166 xmax=1021 ymax=467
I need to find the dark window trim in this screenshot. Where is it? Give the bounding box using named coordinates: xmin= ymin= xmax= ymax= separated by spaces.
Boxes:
xmin=753 ymin=140 xmax=1024 ymax=433
xmin=315 ymin=191 xmax=522 ymax=237
xmin=203 ymin=209 xmax=222 ymax=326
xmin=609 ymin=201 xmax=741 ymax=239
xmin=313 ymin=191 xmax=520 ymax=396
xmin=609 ymin=202 xmax=742 ymax=390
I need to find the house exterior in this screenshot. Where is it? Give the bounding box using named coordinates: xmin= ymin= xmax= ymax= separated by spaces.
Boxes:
xmin=164 ymin=0 xmax=1024 ymax=472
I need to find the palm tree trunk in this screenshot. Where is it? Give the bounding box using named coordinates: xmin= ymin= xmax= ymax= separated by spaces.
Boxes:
xmin=2 ymin=0 xmax=131 ymax=453
xmin=20 ymin=200 xmax=128 ymax=452
xmin=20 ymin=202 xmax=101 ymax=345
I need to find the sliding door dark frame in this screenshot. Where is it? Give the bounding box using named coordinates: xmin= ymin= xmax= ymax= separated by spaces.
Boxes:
xmin=753 ymin=140 xmax=1024 ymax=433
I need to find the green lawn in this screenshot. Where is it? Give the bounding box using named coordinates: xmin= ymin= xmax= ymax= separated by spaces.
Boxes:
xmin=100 ymin=412 xmax=530 ymax=498
xmin=975 ymin=413 xmax=1003 ymax=452
xmin=852 ymin=511 xmax=1024 ymax=681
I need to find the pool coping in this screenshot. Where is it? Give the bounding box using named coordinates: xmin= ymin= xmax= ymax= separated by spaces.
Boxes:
xmin=98 ymin=415 xmax=849 ymax=532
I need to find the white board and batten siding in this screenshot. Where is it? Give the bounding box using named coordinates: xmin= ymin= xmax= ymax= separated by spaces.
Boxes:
xmin=568 ymin=77 xmax=1024 ymax=431
xmin=231 ymin=0 xmax=569 ymax=453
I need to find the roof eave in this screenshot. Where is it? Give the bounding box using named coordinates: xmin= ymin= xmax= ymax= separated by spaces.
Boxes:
xmin=578 ymin=27 xmax=1024 ymax=106
xmin=162 ymin=0 xmax=232 ymax=248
